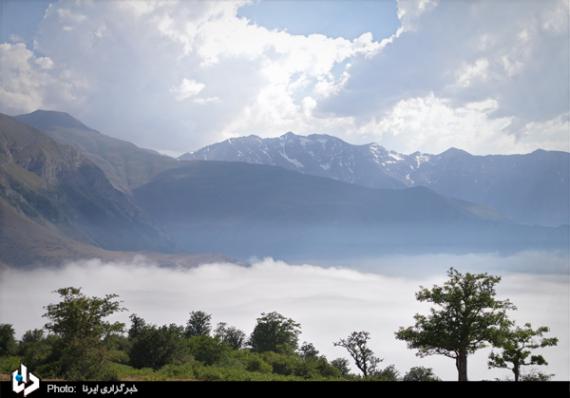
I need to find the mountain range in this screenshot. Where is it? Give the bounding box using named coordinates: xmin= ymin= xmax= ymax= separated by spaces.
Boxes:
xmin=132 ymin=160 xmax=565 ymax=261
xmin=181 ymin=133 xmax=570 ymax=227
xmin=1 ymin=109 xmax=567 ymax=266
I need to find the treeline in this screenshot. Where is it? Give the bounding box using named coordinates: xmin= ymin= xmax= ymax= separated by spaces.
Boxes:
xmin=0 ymin=268 xmax=558 ymax=381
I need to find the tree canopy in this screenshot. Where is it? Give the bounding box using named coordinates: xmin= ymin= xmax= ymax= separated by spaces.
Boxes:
xmin=214 ymin=322 xmax=246 ymax=350
xmin=185 ymin=311 xmax=212 ymax=338
xmin=488 ymin=322 xmax=558 ymax=381
xmin=249 ymin=312 xmax=301 ymax=354
xmin=395 ymin=268 xmax=515 ymax=381
xmin=0 ymin=324 xmax=17 ymax=356
xmin=334 ymin=331 xmax=381 ymax=377
xmin=43 ymin=287 xmax=126 ymax=379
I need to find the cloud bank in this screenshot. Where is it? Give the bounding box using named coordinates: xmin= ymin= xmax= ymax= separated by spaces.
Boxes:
xmin=1 ymin=254 xmax=568 ymax=380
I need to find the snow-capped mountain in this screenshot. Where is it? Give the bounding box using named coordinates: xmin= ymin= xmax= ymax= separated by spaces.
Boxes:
xmin=179 ymin=132 xmax=416 ymax=189
xmin=180 ymin=132 xmax=570 ymax=227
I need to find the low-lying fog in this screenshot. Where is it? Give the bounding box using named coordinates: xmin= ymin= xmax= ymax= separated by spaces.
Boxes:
xmin=1 ymin=251 xmax=568 ymax=381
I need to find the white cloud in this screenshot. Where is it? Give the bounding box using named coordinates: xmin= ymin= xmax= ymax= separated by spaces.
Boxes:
xmin=56 ymin=8 xmax=87 ymax=23
xmin=171 ymin=78 xmax=206 ymax=102
xmin=34 ymin=56 xmax=54 ymax=70
xmin=322 ymin=0 xmax=568 ymax=152
xmin=0 ymin=42 xmax=85 ymax=114
xmin=361 ymin=94 xmax=516 ymax=154
xmin=0 ymin=253 xmax=567 ymax=380
xmin=3 ymin=0 xmax=396 ymax=151
xmin=455 ymin=58 xmax=489 ymax=88
xmin=517 ymin=113 xmax=570 ymax=153
xmin=364 ymin=95 xmax=569 ymax=155
xmin=0 ymin=0 xmax=566 ymax=155
xmin=396 ymin=0 xmax=438 ymax=31
xmin=193 ymin=96 xmax=220 ymax=105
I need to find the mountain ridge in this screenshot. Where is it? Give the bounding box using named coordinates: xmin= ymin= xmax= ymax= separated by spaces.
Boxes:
xmin=180 ymin=132 xmax=570 ymax=226
xmin=132 ymin=160 xmax=566 ymax=261
xmin=0 ymin=113 xmax=172 ymax=265
xmin=15 ymin=110 xmax=179 ymax=192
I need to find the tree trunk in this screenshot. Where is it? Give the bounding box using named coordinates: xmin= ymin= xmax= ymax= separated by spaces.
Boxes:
xmin=513 ymin=365 xmax=520 ymax=382
xmin=456 ymin=352 xmax=468 ymax=381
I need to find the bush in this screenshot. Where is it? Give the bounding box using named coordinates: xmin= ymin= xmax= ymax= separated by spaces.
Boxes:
xmin=403 ymin=366 xmax=440 ymax=381
xmin=242 ymin=354 xmax=272 ymax=374
xmin=187 ymin=336 xmax=227 ymax=365
xmin=0 ymin=356 xmax=21 ymax=373
xmin=130 ymin=324 xmax=189 ymax=369
xmin=261 ymin=351 xmax=302 ymax=376
xmin=18 ymin=330 xmax=57 ymax=371
xmin=369 ymin=365 xmax=400 ymax=381
xmin=0 ymin=325 xmax=17 ymax=356
xmin=109 ymin=363 xmax=166 ymax=381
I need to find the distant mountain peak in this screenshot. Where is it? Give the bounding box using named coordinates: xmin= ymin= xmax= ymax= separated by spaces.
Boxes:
xmin=16 ymin=109 xmax=94 ymax=132
xmin=440 ymin=147 xmax=471 ymax=157
xmin=281 ymin=131 xmax=297 ymax=138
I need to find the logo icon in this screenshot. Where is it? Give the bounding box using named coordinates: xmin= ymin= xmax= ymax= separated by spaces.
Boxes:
xmin=12 ymin=364 xmax=40 ymax=397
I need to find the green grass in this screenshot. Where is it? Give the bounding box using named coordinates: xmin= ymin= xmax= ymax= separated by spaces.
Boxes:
xmin=108 ymin=361 xmax=330 ymax=381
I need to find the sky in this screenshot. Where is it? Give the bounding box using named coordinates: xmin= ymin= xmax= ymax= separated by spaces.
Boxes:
xmin=1 ymin=253 xmax=568 ymax=381
xmin=0 ymin=0 xmax=568 ymax=156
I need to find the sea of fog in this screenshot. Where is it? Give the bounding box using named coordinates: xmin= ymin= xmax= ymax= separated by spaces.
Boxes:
xmin=1 ymin=251 xmax=568 ymax=381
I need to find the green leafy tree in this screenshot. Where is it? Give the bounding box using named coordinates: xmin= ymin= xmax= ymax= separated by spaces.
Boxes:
xmin=520 ymin=370 xmax=553 ymax=381
xmin=214 ymin=322 xmax=246 ymax=349
xmin=18 ymin=329 xmax=55 ymax=370
xmin=0 ymin=324 xmax=17 ymax=356
xmin=43 ymin=287 xmax=126 ymax=380
xmin=260 ymin=351 xmax=303 ymax=375
xmin=299 ymin=342 xmax=319 ymax=360
xmin=331 ymin=358 xmax=351 ymax=377
xmin=395 ymin=268 xmax=515 ymax=381
xmin=403 ymin=366 xmax=440 ymax=381
xmin=128 ymin=314 xmax=147 ymax=340
xmin=371 ymin=364 xmax=400 ymax=381
xmin=249 ymin=312 xmax=301 ymax=354
xmin=185 ymin=311 xmax=212 ymax=338
xmin=129 ymin=322 xmax=188 ymax=369
xmin=311 ymin=357 xmax=341 ymax=378
xmin=188 ymin=335 xmax=227 ymax=365
xmin=488 ymin=323 xmax=558 ymax=381
xmin=334 ymin=331 xmax=381 ymax=377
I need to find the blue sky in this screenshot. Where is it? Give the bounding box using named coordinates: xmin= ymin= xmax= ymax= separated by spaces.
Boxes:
xmin=0 ymin=0 xmax=50 ymax=45
xmin=238 ymin=0 xmax=400 ymax=40
xmin=0 ymin=0 xmax=568 ymax=156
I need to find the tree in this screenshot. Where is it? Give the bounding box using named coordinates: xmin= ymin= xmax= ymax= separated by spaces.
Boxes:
xmin=334 ymin=331 xmax=381 ymax=377
xmin=18 ymin=329 xmax=55 ymax=370
xmin=299 ymin=342 xmax=319 ymax=360
xmin=403 ymin=366 xmax=440 ymax=381
xmin=185 ymin=311 xmax=212 ymax=338
xmin=188 ymin=335 xmax=227 ymax=365
xmin=371 ymin=364 xmax=400 ymax=381
xmin=488 ymin=322 xmax=558 ymax=381
xmin=249 ymin=312 xmax=301 ymax=354
xmin=129 ymin=322 xmax=188 ymax=369
xmin=520 ymin=370 xmax=553 ymax=381
xmin=331 ymin=358 xmax=351 ymax=376
xmin=43 ymin=287 xmax=126 ymax=380
xmin=395 ymin=268 xmax=514 ymax=381
xmin=0 ymin=324 xmax=17 ymax=356
xmin=128 ymin=314 xmax=147 ymax=340
xmin=214 ymin=322 xmax=246 ymax=349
